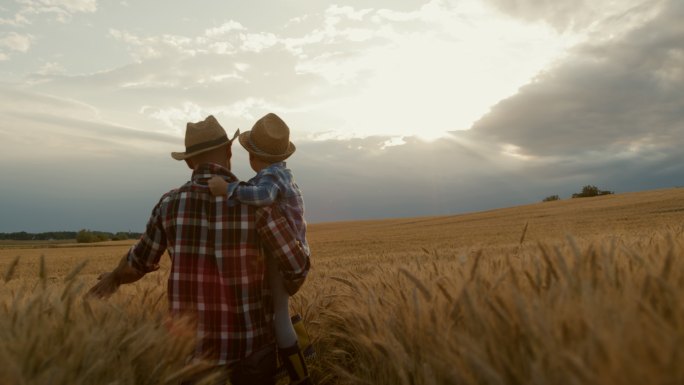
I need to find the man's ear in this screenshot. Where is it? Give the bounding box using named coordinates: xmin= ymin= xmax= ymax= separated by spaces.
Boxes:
xmin=225 ymin=145 xmax=232 ymax=169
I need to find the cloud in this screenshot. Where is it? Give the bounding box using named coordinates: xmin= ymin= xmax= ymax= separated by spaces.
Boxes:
xmin=106 ymin=2 xmax=446 ymax=80
xmin=4 ymin=0 xmax=97 ymax=24
xmin=24 ymin=48 xmax=322 ymax=134
xmin=36 ymin=61 xmax=65 ymax=75
xmin=482 ymin=0 xmax=657 ymax=34
xmin=141 ymin=102 xmax=208 ymax=132
xmin=110 ymin=22 xmax=281 ymax=60
xmin=0 ymin=32 xmax=33 ymax=59
xmin=204 ymin=21 xmax=246 ymax=37
xmin=0 ymin=0 xmax=97 ymax=63
xmin=12 ymin=0 xmax=578 ymax=144
xmin=0 ymin=12 xmax=30 ymax=26
xmin=468 ymin=0 xmax=684 ymax=161
xmin=40 ymin=0 xmax=97 ymax=13
xmin=0 ymin=84 xmax=177 ymax=160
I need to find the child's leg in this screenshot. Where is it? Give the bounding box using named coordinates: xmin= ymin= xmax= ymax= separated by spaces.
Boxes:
xmin=267 ymin=255 xmax=298 ymax=347
xmin=267 ymin=255 xmax=311 ymax=384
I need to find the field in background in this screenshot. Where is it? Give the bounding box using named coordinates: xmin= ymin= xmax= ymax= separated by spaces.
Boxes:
xmin=309 ymin=187 xmax=684 ymax=257
xmin=1 ymin=188 xmax=683 ymax=384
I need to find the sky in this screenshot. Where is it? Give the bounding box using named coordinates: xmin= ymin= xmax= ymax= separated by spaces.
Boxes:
xmin=0 ymin=0 xmax=682 ymax=233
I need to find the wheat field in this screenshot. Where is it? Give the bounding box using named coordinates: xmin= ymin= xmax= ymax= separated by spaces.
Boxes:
xmin=1 ymin=188 xmax=684 ymax=384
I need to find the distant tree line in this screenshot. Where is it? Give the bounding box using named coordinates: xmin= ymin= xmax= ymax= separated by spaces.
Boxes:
xmin=76 ymin=230 xmax=142 ymax=243
xmin=543 ymin=185 xmax=614 ymax=202
xmin=0 ymin=231 xmax=77 ymax=241
xmin=0 ymin=230 xmax=141 ymax=242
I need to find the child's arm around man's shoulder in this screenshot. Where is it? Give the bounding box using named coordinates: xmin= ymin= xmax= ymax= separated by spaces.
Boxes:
xmin=208 ymin=176 xmax=230 ymax=197
xmin=208 ymin=174 xmax=280 ymax=207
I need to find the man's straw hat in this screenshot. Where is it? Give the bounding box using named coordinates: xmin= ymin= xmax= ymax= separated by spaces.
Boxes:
xmin=171 ymin=115 xmax=239 ymax=161
xmin=238 ymin=113 xmax=296 ymax=162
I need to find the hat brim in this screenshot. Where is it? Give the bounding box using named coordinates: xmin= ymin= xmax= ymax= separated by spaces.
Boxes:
xmin=238 ymin=131 xmax=296 ymax=162
xmin=171 ymin=128 xmax=240 ymax=161
xmin=171 ymin=139 xmax=231 ymax=161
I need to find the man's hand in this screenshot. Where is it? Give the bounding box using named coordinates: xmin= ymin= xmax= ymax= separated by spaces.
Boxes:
xmin=87 ymin=271 xmax=120 ymax=299
xmin=208 ymin=176 xmax=228 ymax=197
xmin=86 ymin=255 xmax=145 ymax=299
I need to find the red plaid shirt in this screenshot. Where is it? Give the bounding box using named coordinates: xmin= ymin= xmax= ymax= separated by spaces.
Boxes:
xmin=126 ymin=163 xmax=310 ymax=366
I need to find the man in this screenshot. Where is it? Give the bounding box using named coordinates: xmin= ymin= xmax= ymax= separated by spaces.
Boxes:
xmin=88 ymin=115 xmax=311 ymax=385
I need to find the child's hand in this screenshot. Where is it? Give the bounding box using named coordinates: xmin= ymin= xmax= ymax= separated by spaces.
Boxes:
xmin=208 ymin=176 xmax=228 ymax=197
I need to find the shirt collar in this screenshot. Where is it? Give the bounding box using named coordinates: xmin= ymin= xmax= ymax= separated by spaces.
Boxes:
xmin=192 ymin=163 xmax=238 ymax=184
xmin=265 ymin=161 xmax=286 ymax=170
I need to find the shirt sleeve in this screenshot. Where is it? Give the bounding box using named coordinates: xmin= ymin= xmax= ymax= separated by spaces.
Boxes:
xmin=127 ymin=197 xmax=167 ymax=274
xmin=255 ymin=205 xmax=310 ymax=294
xmin=228 ymin=174 xmax=280 ymax=207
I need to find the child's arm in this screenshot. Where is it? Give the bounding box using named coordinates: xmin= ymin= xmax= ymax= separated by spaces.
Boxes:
xmin=230 ymin=175 xmax=280 ymax=206
xmin=207 ymin=175 xmax=280 ymax=206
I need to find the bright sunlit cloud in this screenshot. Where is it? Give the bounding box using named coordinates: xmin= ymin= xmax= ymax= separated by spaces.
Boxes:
xmin=290 ymin=0 xmax=581 ymax=140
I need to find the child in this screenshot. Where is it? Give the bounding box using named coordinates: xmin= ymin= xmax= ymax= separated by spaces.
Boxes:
xmin=208 ymin=112 xmax=311 ymax=385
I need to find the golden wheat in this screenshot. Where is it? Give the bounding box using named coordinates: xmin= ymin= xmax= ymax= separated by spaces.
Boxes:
xmin=1 ymin=188 xmax=683 ymax=384
xmin=0 ymin=258 xmax=220 ymax=385
xmin=294 ymin=230 xmax=684 ymax=385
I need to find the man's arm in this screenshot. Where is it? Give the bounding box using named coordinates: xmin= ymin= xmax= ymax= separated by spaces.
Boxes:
xmin=255 ymin=205 xmax=310 ymax=295
xmin=87 ymin=199 xmax=167 ymax=299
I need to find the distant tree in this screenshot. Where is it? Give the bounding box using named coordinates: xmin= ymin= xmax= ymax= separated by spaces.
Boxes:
xmin=76 ymin=229 xmax=111 ymax=243
xmin=581 ymin=185 xmax=599 ymax=197
xmin=572 ymin=185 xmax=614 ymax=198
xmin=95 ymin=232 xmax=111 ymax=242
xmin=76 ymin=229 xmax=97 ymax=243
xmin=113 ymin=232 xmax=134 ymax=241
xmin=543 ymin=195 xmax=560 ymax=202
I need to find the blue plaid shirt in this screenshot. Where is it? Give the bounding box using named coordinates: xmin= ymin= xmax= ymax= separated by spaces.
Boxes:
xmin=227 ymin=162 xmax=310 ymax=255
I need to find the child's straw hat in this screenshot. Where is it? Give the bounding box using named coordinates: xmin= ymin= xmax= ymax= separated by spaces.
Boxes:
xmin=239 ymin=113 xmax=296 ymax=162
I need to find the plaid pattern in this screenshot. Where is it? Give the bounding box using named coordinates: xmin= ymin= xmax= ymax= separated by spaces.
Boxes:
xmin=226 ymin=162 xmax=310 ymax=255
xmin=127 ymin=163 xmax=310 ymax=366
